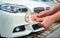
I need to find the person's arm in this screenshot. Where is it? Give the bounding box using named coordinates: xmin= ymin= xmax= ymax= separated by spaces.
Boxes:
xmin=37 ymin=11 xmax=60 ymax=29
xmin=51 ymin=11 xmax=60 ymax=21
xmin=38 ymin=4 xmax=60 ymax=17
xmin=49 ymin=4 xmax=60 ymax=14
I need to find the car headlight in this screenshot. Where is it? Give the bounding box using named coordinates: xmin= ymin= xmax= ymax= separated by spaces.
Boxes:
xmin=0 ymin=3 xmax=28 ymax=13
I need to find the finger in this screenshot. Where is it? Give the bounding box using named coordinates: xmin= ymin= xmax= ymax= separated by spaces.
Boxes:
xmin=31 ymin=15 xmax=37 ymax=21
xmin=38 ymin=11 xmax=47 ymax=17
xmin=31 ymin=14 xmax=40 ymax=21
xmin=40 ymin=21 xmax=51 ymax=29
xmin=35 ymin=18 xmax=43 ymax=22
xmin=38 ymin=10 xmax=50 ymax=17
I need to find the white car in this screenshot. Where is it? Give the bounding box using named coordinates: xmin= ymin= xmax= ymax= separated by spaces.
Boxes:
xmin=0 ymin=0 xmax=50 ymax=37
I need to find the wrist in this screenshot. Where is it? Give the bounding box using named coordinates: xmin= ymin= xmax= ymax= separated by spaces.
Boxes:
xmin=51 ymin=14 xmax=59 ymax=22
xmin=47 ymin=9 xmax=55 ymax=15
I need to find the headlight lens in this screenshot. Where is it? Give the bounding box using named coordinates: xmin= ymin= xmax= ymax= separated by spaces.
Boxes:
xmin=0 ymin=3 xmax=28 ymax=13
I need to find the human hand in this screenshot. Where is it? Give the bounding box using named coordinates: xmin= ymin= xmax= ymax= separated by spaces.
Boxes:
xmin=31 ymin=14 xmax=57 ymax=29
xmin=31 ymin=10 xmax=52 ymax=22
xmin=37 ymin=10 xmax=53 ymax=18
xmin=37 ymin=16 xmax=57 ymax=29
xmin=38 ymin=4 xmax=60 ymax=18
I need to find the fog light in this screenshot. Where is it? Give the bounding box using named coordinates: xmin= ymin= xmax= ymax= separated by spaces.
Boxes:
xmin=13 ymin=25 xmax=25 ymax=33
xmin=15 ymin=27 xmax=20 ymax=32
